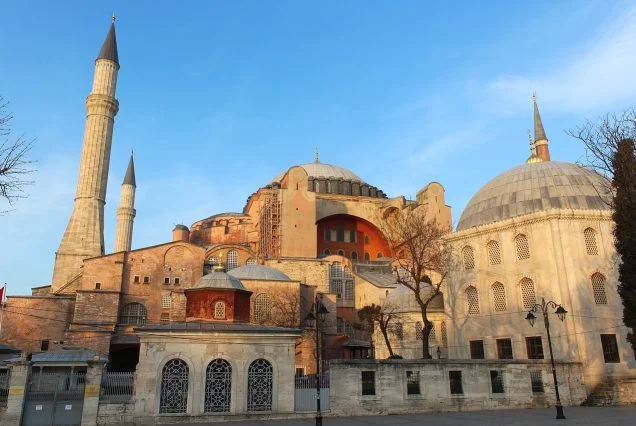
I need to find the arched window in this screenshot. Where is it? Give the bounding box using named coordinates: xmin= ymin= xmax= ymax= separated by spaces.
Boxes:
xmin=326 ymin=181 xmax=331 ymax=193
xmin=591 ymin=273 xmax=608 ymax=305
xmin=329 ymin=262 xmax=354 ymax=301
xmin=395 ymin=322 xmax=404 ymax=340
xmin=214 ymin=301 xmax=226 ymax=319
xmin=247 ymin=359 xmax=273 ymax=411
xmin=515 ymin=234 xmax=530 ymax=260
xmin=487 ymin=240 xmax=501 ymax=265
xmin=429 ymin=322 xmax=437 ymax=342
xmin=441 ymin=321 xmax=448 ymax=346
xmin=119 ymin=302 xmax=147 ymax=325
xmin=466 ymin=286 xmax=480 ymax=314
xmin=351 ymin=251 xmax=358 ymax=260
xmin=160 ymin=359 xmax=189 ymax=413
xmin=323 ymin=248 xmax=331 ymax=256
xmin=462 ymin=246 xmax=475 ymax=270
xmin=226 ymin=250 xmax=239 ymax=270
xmin=246 ymin=258 xmax=257 ymax=265
xmin=364 ymin=235 xmax=370 ymax=244
xmin=584 ymin=228 xmax=599 ymax=255
xmin=254 ymin=294 xmax=272 ymax=322
xmin=204 ymin=359 xmax=231 ymax=413
xmin=208 ymin=256 xmax=218 ymax=265
xmin=520 ymin=278 xmax=536 ymax=310
xmin=364 ymin=252 xmax=370 ymax=261
xmin=337 ymin=249 xmax=345 ymax=256
xmin=492 ymin=282 xmax=507 ymax=312
xmin=415 ymin=321 xmax=423 ymax=340
xmin=314 ymin=180 xmax=320 ymax=192
xmin=377 ymin=252 xmax=383 ymax=259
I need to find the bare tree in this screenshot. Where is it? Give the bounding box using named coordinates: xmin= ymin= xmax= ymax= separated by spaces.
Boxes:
xmin=1 ymin=95 xmax=35 ymax=211
xmin=568 ymin=107 xmax=636 ymax=180
xmin=358 ymin=303 xmax=397 ymax=358
xmin=380 ymin=208 xmax=451 ymax=358
xmin=251 ymin=286 xmax=304 ymax=328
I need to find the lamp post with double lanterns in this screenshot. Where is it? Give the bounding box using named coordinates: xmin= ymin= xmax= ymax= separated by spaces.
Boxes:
xmin=525 ymin=298 xmax=568 ymax=420
xmin=304 ymin=295 xmax=329 ymax=426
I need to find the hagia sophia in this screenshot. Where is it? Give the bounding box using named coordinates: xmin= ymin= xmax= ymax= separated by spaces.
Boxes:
xmin=1 ymin=18 xmax=635 ymax=420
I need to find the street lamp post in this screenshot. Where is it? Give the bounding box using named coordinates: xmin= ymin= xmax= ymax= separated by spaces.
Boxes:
xmin=304 ymin=295 xmax=329 ymax=426
xmin=525 ymin=298 xmax=568 ymax=420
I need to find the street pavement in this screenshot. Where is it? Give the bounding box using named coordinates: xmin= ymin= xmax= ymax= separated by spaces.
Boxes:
xmin=180 ymin=406 xmax=636 ymax=425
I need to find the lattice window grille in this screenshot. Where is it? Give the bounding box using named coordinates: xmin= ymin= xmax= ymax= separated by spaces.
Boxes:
xmin=584 ymin=228 xmax=599 ymax=255
xmin=159 ymin=359 xmax=189 ymax=413
xmin=415 ymin=322 xmax=423 ymax=340
xmin=247 ymin=359 xmax=273 ymax=412
xmin=462 ymin=246 xmax=475 ymax=270
xmin=466 ymin=286 xmax=480 ymax=314
xmin=487 ymin=241 xmax=502 ymax=265
xmin=492 ymin=282 xmax=507 ymax=312
xmin=395 ymin=322 xmax=404 ymax=340
xmin=204 ymin=359 xmax=231 ymax=413
xmin=119 ymin=302 xmax=147 ymax=325
xmin=214 ymin=301 xmax=226 ymax=319
xmin=428 ymin=322 xmax=437 ymax=343
xmin=160 ymin=313 xmax=170 ymax=323
xmin=520 ymin=278 xmax=536 ymax=310
xmin=246 ymin=258 xmax=257 ymax=265
xmin=162 ymin=295 xmax=171 ymax=309
xmin=441 ymin=321 xmax=448 ymax=345
xmin=591 ymin=273 xmax=608 ymax=305
xmin=515 ymin=234 xmax=530 ymax=260
xmin=226 ymin=251 xmax=239 ymax=270
xmin=254 ymin=294 xmax=272 ymax=322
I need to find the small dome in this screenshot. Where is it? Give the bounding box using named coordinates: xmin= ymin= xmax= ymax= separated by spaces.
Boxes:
xmin=384 ymin=285 xmax=444 ymax=313
xmin=173 ymin=224 xmax=189 ymax=231
xmin=273 ymin=162 xmax=364 ymax=184
xmin=227 ymin=265 xmax=291 ymax=281
xmin=194 ymin=271 xmax=245 ymax=290
xmin=457 ymin=161 xmax=611 ymax=231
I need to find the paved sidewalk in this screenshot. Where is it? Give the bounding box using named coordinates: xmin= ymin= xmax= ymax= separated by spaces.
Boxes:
xmin=180 ymin=406 xmax=636 ymax=425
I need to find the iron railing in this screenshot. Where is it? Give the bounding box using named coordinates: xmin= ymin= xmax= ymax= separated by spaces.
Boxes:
xmin=0 ymin=369 xmax=10 ymax=407
xmin=100 ymin=372 xmax=134 ymax=401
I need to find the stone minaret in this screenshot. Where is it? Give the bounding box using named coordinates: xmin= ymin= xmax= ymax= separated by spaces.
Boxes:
xmin=533 ymin=94 xmax=551 ymax=161
xmin=52 ymin=19 xmax=120 ymax=289
xmin=114 ymin=153 xmax=136 ymax=252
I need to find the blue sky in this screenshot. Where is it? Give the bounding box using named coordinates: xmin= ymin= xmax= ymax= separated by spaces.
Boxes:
xmin=1 ymin=1 xmax=635 ymax=294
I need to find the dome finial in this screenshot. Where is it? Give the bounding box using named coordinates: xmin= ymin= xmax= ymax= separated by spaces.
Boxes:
xmin=112 ymin=12 xmax=116 ymax=24
xmin=314 ymin=146 xmax=319 ymax=163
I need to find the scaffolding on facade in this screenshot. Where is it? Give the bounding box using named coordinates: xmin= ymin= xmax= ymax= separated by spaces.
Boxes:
xmin=258 ymin=192 xmax=281 ymax=259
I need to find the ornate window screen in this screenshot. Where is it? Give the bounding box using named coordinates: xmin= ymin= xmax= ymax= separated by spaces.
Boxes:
xmin=395 ymin=322 xmax=404 ymax=340
xmin=520 ymin=278 xmax=536 ymax=310
xmin=159 ymin=359 xmax=189 ymax=413
xmin=119 ymin=302 xmax=147 ymax=325
xmin=466 ymin=286 xmax=480 ymax=314
xmin=204 ymin=359 xmax=231 ymax=413
xmin=226 ymin=250 xmax=239 ymax=270
xmin=246 ymin=258 xmax=257 ymax=265
xmin=415 ymin=322 xmax=423 ymax=340
xmin=254 ymin=294 xmax=272 ymax=322
xmin=462 ymin=246 xmax=475 ymax=270
xmin=160 ymin=313 xmax=170 ymax=323
xmin=330 ymin=263 xmax=355 ymax=301
xmin=584 ymin=228 xmax=599 ymax=255
xmin=487 ymin=241 xmax=502 ymax=265
xmin=428 ymin=322 xmax=437 ymax=343
xmin=492 ymin=282 xmax=507 ymax=312
xmin=591 ymin=273 xmax=608 ymax=305
xmin=441 ymin=321 xmax=448 ymax=345
xmin=247 ymin=359 xmax=273 ymax=411
xmin=162 ymin=295 xmax=171 ymax=309
xmin=214 ymin=301 xmax=226 ymax=319
xmin=515 ymin=234 xmax=530 ymax=260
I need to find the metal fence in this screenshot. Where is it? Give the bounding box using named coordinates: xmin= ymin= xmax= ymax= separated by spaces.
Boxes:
xmin=0 ymin=369 xmax=10 ymax=407
xmin=100 ymin=372 xmax=134 ymax=402
xmin=294 ymin=363 xmax=330 ymax=412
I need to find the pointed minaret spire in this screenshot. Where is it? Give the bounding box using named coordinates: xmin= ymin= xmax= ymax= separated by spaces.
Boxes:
xmin=314 ymin=146 xmax=320 ymax=163
xmin=114 ymin=151 xmax=137 ymax=252
xmin=532 ymin=93 xmax=550 ymax=161
xmin=98 ymin=17 xmax=119 ymax=64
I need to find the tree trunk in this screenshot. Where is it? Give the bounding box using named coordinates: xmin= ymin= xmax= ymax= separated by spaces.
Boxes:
xmin=421 ymin=320 xmax=433 ymax=359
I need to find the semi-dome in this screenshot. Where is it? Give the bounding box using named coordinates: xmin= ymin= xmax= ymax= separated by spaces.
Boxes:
xmin=227 ymin=265 xmax=291 ymax=281
xmin=194 ymin=271 xmax=246 ymax=290
xmin=457 ymin=161 xmax=611 ymax=231
xmin=272 ymin=162 xmax=364 ymax=184
xmin=383 ymin=285 xmax=444 ymax=313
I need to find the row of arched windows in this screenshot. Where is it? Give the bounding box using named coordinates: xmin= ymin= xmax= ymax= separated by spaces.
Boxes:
xmin=207 ymin=252 xmax=256 ymax=270
xmin=159 ymin=358 xmax=273 ymax=414
xmin=464 ymin=273 xmax=609 ymax=314
xmin=461 ymin=228 xmax=600 ymax=270
xmin=322 ymin=249 xmax=383 ymax=260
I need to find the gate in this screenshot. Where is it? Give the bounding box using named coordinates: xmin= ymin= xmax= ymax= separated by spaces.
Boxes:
xmin=22 ymin=369 xmax=86 ymax=426
xmin=294 ymin=368 xmax=329 ymax=412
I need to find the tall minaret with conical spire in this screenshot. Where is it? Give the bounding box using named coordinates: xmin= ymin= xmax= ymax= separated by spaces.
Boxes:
xmin=52 ymin=18 xmax=120 ymax=290
xmin=533 ymin=93 xmax=551 ymax=161
xmin=114 ymin=153 xmax=136 ymax=252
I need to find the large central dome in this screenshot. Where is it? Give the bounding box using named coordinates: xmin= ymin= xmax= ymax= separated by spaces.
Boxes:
xmin=272 ymin=162 xmax=364 ymax=184
xmin=456 ymin=161 xmax=611 ymax=231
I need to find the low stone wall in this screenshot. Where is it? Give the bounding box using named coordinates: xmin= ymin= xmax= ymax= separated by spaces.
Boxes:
xmin=97 ymin=401 xmax=135 ymax=425
xmin=329 ymin=359 xmax=587 ymax=416
xmin=583 ymin=376 xmax=636 ymax=406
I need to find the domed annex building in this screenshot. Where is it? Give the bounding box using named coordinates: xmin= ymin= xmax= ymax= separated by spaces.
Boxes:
xmin=444 ymin=98 xmax=635 ymax=388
